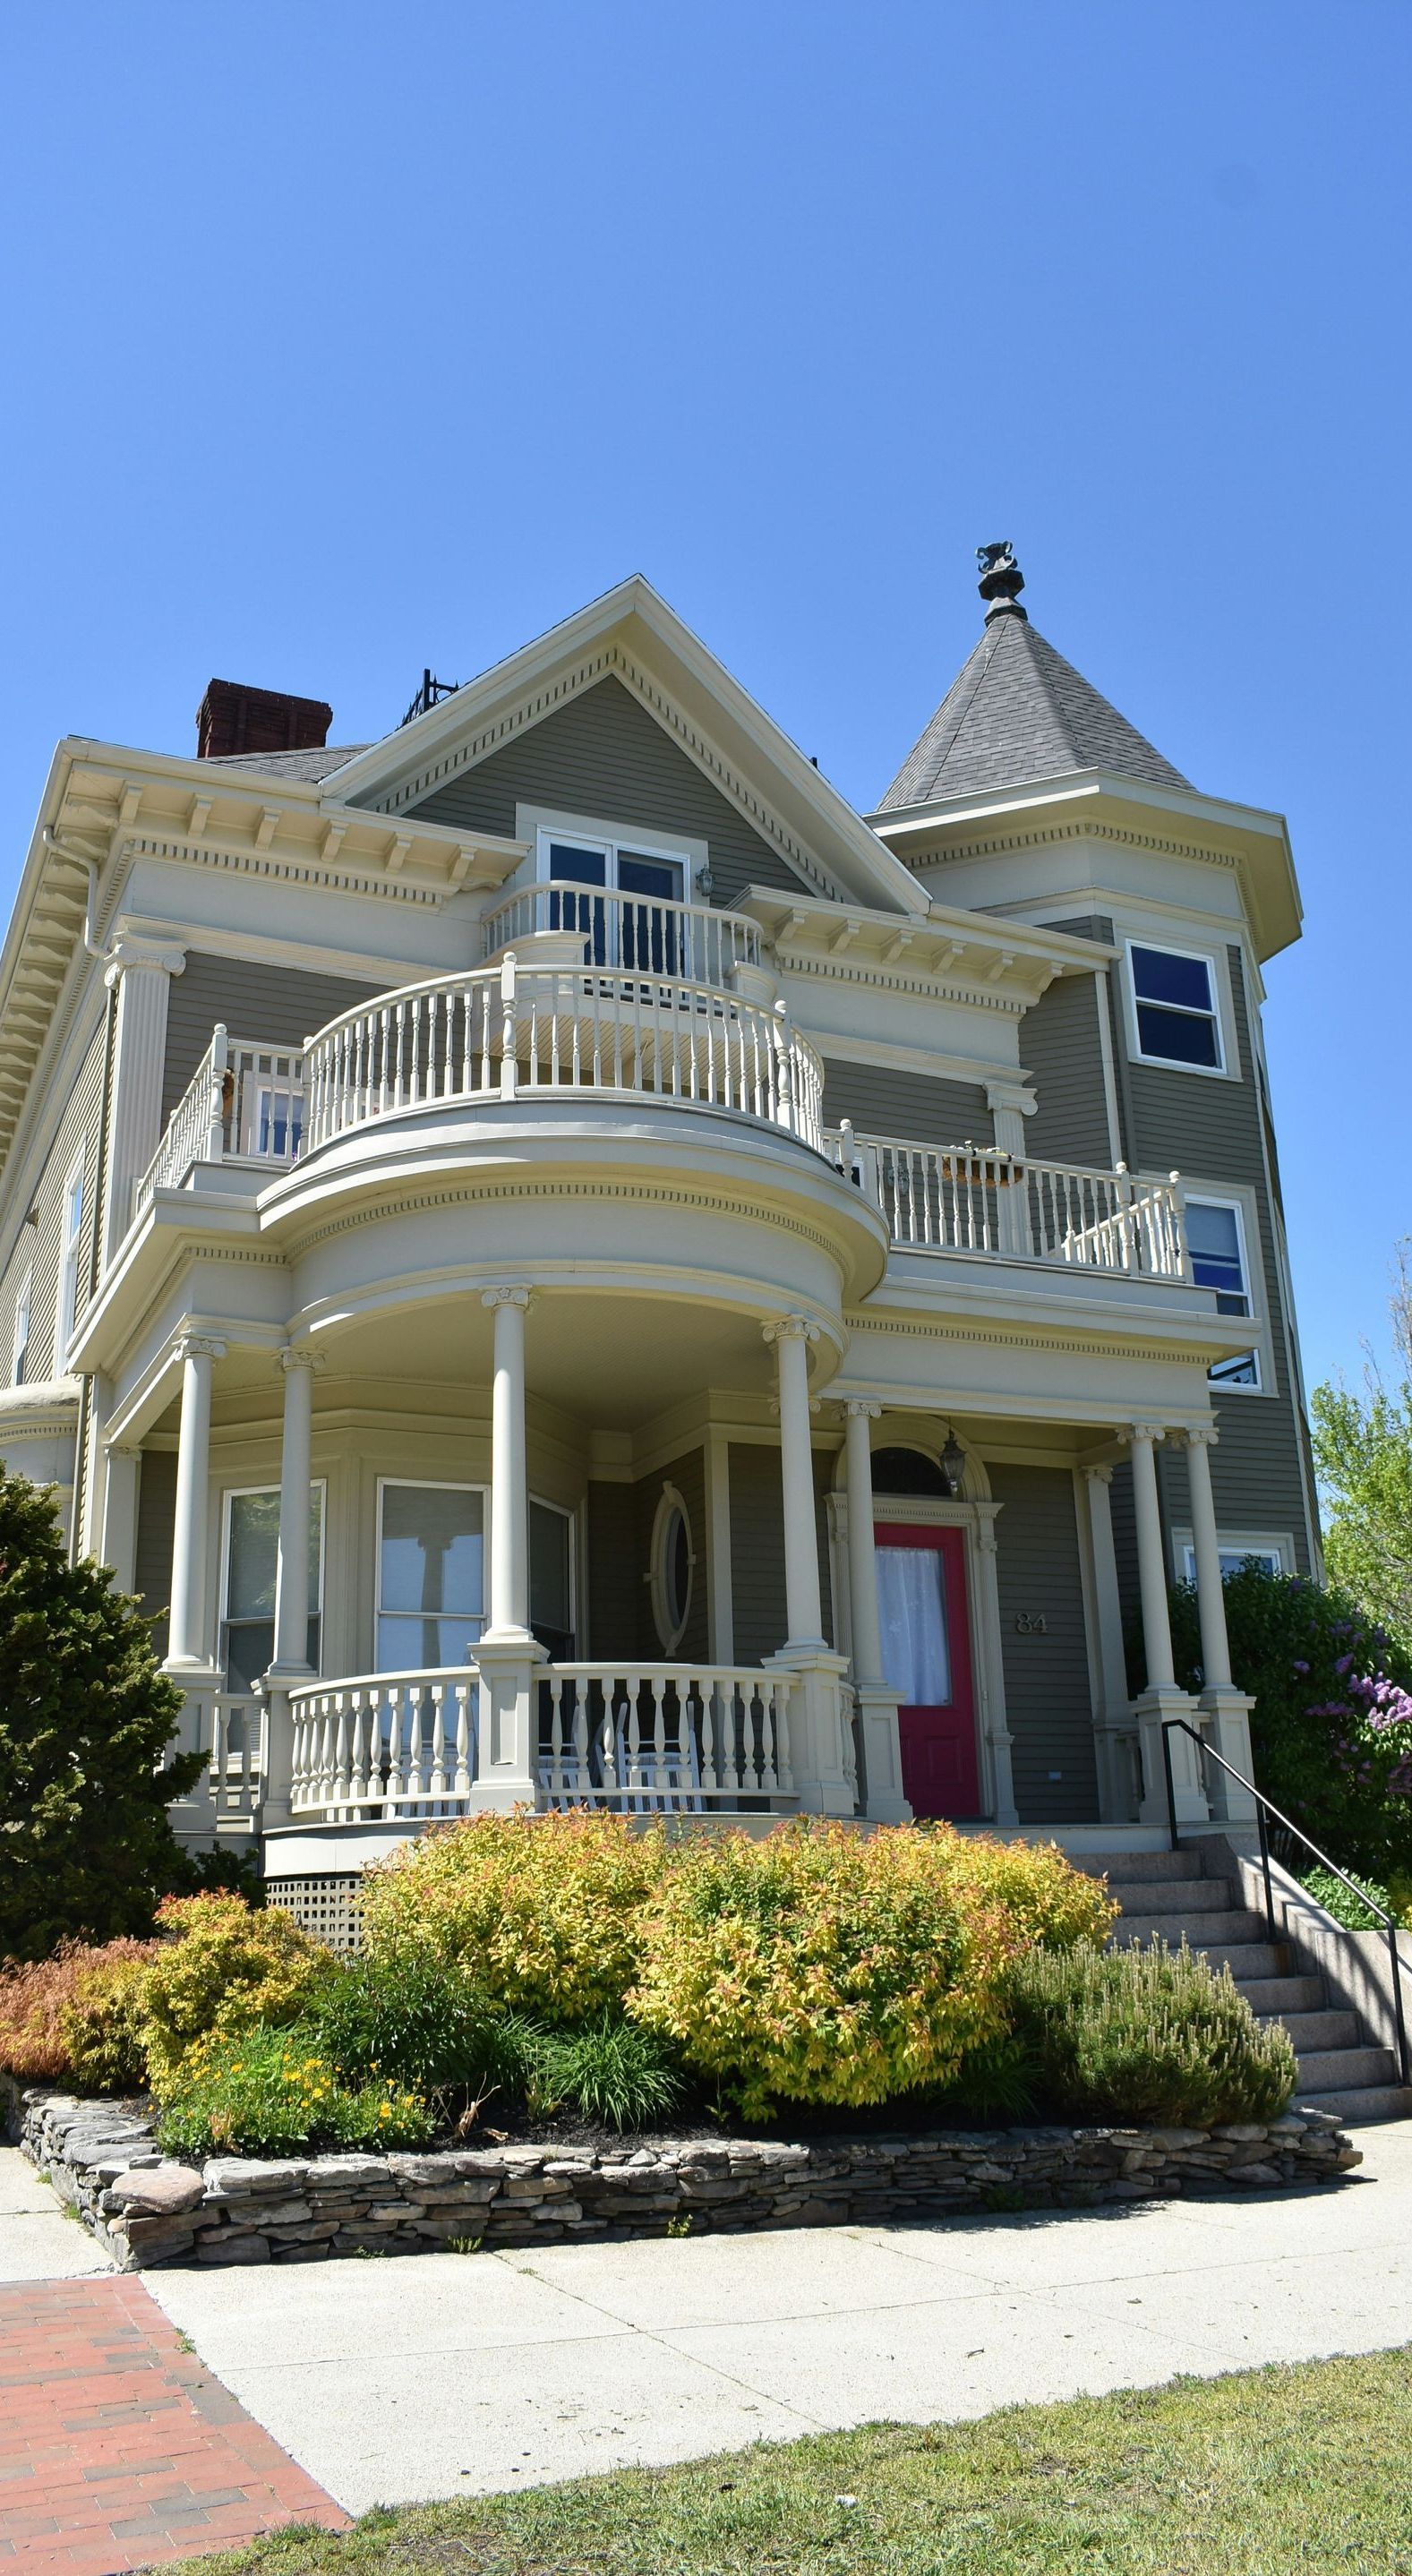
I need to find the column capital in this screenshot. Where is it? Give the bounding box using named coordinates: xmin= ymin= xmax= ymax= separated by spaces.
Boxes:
xmin=482 ymin=1283 xmax=535 ymax=1312
xmin=983 ymin=1077 xmax=1038 ymax=1117
xmin=1182 ymin=1424 xmax=1219 ymax=1451
xmin=843 ymin=1399 xmax=882 ymax=1420
xmin=1123 ymin=1420 xmax=1169 ymax=1448
xmin=106 ymin=1439 xmax=144 ymax=1460
xmin=278 ymin=1345 xmax=324 ymax=1375
xmin=762 ymin=1314 xmax=819 ymax=1347
xmin=175 ymin=1332 xmax=227 ymax=1365
xmin=104 ymin=935 xmax=187 ymax=991
xmin=1083 ymin=1462 xmax=1115 ymax=1487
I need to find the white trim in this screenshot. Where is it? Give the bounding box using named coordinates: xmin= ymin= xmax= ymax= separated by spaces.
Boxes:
xmin=1122 ymin=935 xmax=1228 ymax=1077
xmin=54 ymin=1151 xmax=86 ymax=1372
xmin=374 ymin=1475 xmax=488 ymax=1668
xmin=218 ymin=1477 xmax=327 ymax=1682
xmin=1185 ymin=1191 xmax=1264 ymax=1393
xmin=648 ymin=1480 xmax=695 ymax=1654
xmin=11 ymin=1262 xmax=32 ymax=1387
xmin=518 ymin=805 xmax=708 ymax=892
xmin=528 ymin=1489 xmax=577 ymax=1651
xmin=1174 ymin=1526 xmax=1294 ymax=1584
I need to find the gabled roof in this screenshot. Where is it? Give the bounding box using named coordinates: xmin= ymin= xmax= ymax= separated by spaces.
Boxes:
xmin=877 ymin=600 xmax=1191 ymax=810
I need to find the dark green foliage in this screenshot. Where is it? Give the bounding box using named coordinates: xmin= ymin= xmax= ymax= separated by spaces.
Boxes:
xmin=924 ymin=2030 xmax=1039 ymax=2124
xmin=0 ymin=1471 xmax=203 ymax=1961
xmin=520 ymin=2013 xmax=683 ymax=2131
xmin=1006 ymin=1939 xmax=1296 ymax=2127
xmin=310 ymin=1950 xmax=512 ymax=2096
xmin=1298 ymin=1864 xmax=1400 ymax=1930
xmin=1166 ymin=1564 xmax=1412 ymax=1879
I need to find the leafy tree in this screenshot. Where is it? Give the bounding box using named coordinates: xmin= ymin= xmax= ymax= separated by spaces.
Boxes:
xmin=1312 ymin=1242 xmax=1412 ymax=1658
xmin=0 ymin=1468 xmax=203 ymax=1961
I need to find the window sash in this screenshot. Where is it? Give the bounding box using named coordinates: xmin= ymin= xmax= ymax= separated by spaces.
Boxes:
xmin=1127 ymin=942 xmax=1223 ymax=1069
xmin=220 ymin=1485 xmax=324 ymax=1691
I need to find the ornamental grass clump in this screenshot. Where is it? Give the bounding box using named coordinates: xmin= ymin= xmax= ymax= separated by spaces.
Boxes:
xmin=628 ymin=1818 xmax=1014 ymax=2118
xmin=1007 ymin=1938 xmax=1297 ymax=2127
xmin=154 ymin=2024 xmax=434 ymax=2158
xmin=359 ymin=1809 xmax=668 ymax=2023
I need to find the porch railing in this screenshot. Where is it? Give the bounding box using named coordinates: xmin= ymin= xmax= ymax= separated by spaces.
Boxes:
xmin=481 ymin=885 xmax=762 ymax=988
xmin=283 ymin=1659 xmax=798 ymax=1823
xmin=208 ymin=1693 xmax=264 ymax=1821
xmin=133 ymin=1029 xmax=304 ymax=1217
xmin=303 ymin=956 xmax=825 ymax=1155
xmin=832 ymin=1129 xmax=1192 ymax=1280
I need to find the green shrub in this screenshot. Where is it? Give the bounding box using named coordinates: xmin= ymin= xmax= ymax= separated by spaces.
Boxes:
xmin=0 ymin=1469 xmax=204 ymax=1960
xmin=0 ymin=1938 xmax=159 ymax=2082
xmin=141 ymin=1895 xmax=330 ymax=2095
xmin=154 ymin=2024 xmax=434 ymax=2157
xmin=1006 ymin=1939 xmax=1297 ymax=2127
xmin=1297 ymin=1865 xmax=1411 ymax=1930
xmin=57 ymin=1953 xmax=155 ymax=2092
xmin=311 ymin=1950 xmax=514 ymax=2097
xmin=360 ymin=1810 xmax=668 ymax=2022
xmin=628 ymin=1819 xmax=1013 ymax=2118
xmin=519 ymin=2013 xmax=683 ymax=2132
xmin=926 ymin=1831 xmax=1118 ymax=1952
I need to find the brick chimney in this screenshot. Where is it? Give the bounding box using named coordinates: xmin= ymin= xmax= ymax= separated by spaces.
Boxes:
xmin=196 ymin=679 xmax=333 ymax=761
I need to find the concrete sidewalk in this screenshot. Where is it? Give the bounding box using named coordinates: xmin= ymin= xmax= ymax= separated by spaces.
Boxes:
xmin=144 ymin=2122 xmax=1412 ymax=2517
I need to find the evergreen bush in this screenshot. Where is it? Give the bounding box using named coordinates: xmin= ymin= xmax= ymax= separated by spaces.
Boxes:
xmin=1006 ymin=1938 xmax=1297 ymax=2127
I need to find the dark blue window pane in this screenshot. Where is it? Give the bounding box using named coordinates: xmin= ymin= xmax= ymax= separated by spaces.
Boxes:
xmin=1187 ymin=1202 xmax=1248 ymax=1307
xmin=1132 ymin=946 xmax=1213 ymax=1010
xmin=1135 ymin=1003 xmax=1220 ymax=1066
xmin=1209 ymin=1352 xmax=1260 ymax=1388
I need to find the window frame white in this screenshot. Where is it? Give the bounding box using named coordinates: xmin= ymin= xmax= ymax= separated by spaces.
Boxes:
xmin=649 ymin=1481 xmax=695 ymax=1654
xmin=11 ymin=1263 xmax=32 ymax=1388
xmin=1185 ymin=1191 xmax=1263 ymax=1393
xmin=535 ymin=824 xmax=689 ymax=901
xmin=54 ymin=1151 xmax=86 ymax=1369
xmin=374 ymin=1476 xmax=489 ymax=1674
xmin=1123 ymin=937 xmax=1228 ymax=1077
xmin=516 ymin=804 xmax=709 ymax=900
xmin=218 ymin=1478 xmax=327 ymax=1690
xmin=1177 ymin=1531 xmax=1293 ymax=1584
xmin=528 ymin=1493 xmax=577 ymax=1656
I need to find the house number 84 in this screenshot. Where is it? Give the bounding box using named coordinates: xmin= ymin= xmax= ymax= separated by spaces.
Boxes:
xmin=1014 ymin=1612 xmax=1048 ymax=1635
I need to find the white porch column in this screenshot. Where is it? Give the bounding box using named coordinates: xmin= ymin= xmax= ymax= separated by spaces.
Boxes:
xmin=166 ymin=1334 xmax=225 ymax=1673
xmin=270 ymin=1349 xmax=319 ymax=1679
xmin=475 ymin=1285 xmax=542 ymax=1811
xmin=1126 ymin=1423 xmax=1208 ymax=1827
xmin=102 ymin=937 xmax=186 ymax=1262
xmin=843 ymin=1401 xmax=910 ymax=1823
xmin=763 ymin=1317 xmax=851 ymax=1816
xmin=1082 ymin=1464 xmax=1137 ymax=1822
xmin=98 ymin=1442 xmax=141 ymax=1596
xmin=1184 ymin=1425 xmax=1258 ymax=1821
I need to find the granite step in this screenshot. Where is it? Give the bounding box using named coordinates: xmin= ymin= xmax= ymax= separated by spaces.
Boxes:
xmin=1294 ymin=2045 xmax=1402 ymax=2095
xmin=1296 ymin=2084 xmax=1412 ymax=2124
xmin=1108 ymin=1876 xmax=1234 ymax=1915
xmin=1264 ymin=2009 xmax=1360 ymax=2052
xmin=1111 ymin=1909 xmax=1265 ymax=1950
xmin=1240 ymin=1974 xmax=1327 ymax=2015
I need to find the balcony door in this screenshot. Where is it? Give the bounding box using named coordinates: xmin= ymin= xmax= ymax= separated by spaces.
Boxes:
xmin=543 ymin=836 xmax=686 ymax=974
xmin=875 ymin=1522 xmax=979 ymax=1819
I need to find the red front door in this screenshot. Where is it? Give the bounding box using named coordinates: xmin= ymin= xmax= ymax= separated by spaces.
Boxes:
xmin=875 ymin=1522 xmax=980 ymax=1819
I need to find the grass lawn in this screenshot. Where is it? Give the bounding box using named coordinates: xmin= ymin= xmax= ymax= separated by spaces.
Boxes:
xmin=187 ymin=2347 xmax=1412 ymax=2576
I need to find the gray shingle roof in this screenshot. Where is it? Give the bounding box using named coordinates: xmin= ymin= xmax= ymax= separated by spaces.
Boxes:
xmin=201 ymin=743 xmax=371 ymax=782
xmin=876 ymin=608 xmax=1191 ymax=809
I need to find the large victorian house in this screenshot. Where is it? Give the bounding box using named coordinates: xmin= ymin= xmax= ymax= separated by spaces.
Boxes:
xmin=0 ymin=550 xmax=1316 ymax=1940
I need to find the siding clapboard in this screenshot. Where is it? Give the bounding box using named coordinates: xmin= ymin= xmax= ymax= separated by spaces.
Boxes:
xmin=133 ymin=1450 xmax=178 ymax=1660
xmin=726 ymin=1441 xmax=833 ymax=1666
xmin=1017 ymin=960 xmax=1112 ymax=1168
xmin=163 ymin=955 xmax=384 ymax=1125
xmin=403 ymin=676 xmax=805 ymax=908
xmin=0 ymin=1018 xmax=107 ymax=1382
xmin=988 ymin=1464 xmax=1100 ymax=1823
xmin=820 ymin=1062 xmax=992 ymax=1150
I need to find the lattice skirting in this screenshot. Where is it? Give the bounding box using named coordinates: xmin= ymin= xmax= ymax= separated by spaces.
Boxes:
xmin=264 ymin=1874 xmax=365 ymax=1952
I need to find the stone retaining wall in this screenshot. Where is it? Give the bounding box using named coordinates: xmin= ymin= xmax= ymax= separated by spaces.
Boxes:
xmin=4 ymin=2083 xmax=1361 ymax=2272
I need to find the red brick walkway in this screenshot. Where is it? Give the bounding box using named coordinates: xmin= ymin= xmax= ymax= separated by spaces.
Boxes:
xmin=0 ymin=2277 xmax=351 ymax=2574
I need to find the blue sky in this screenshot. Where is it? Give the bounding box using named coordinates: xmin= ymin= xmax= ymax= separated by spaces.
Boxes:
xmin=1 ymin=2 xmax=1408 ymax=1398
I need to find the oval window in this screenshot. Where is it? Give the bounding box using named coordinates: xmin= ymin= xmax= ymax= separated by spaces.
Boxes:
xmin=650 ymin=1484 xmax=694 ymax=1653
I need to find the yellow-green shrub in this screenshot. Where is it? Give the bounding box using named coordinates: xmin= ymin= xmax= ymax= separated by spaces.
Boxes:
xmin=926 ymin=1829 xmax=1119 ymax=1954
xmin=57 ymin=1953 xmax=155 ymax=2092
xmin=359 ymin=1810 xmax=667 ymax=2023
xmin=627 ymin=1819 xmax=1014 ymax=2118
xmin=141 ymin=1895 xmax=329 ymax=2096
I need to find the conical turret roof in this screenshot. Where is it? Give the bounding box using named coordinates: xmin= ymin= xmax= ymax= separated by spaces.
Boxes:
xmin=877 ymin=549 xmax=1191 ymax=810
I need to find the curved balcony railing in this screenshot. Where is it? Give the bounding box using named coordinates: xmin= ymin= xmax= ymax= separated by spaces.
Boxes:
xmin=481 ymin=884 xmax=761 ymax=988
xmin=302 ymin=954 xmax=825 ymax=1155
xmin=285 ymin=1659 xmax=798 ymax=1822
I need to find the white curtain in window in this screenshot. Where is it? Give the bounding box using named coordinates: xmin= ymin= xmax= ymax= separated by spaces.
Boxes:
xmin=877 ymin=1545 xmax=950 ymax=1707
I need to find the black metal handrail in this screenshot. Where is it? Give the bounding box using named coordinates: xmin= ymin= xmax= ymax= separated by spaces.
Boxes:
xmin=1160 ymin=1716 xmax=1409 ymax=2088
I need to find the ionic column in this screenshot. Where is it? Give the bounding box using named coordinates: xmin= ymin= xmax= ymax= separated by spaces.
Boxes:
xmin=766 ymin=1315 xmax=825 ymax=1649
xmin=1083 ymin=1463 xmax=1136 ymax=1821
xmin=1125 ymin=1423 xmax=1208 ymax=1827
xmin=269 ymin=1348 xmax=321 ymax=1679
xmin=482 ymin=1286 xmax=535 ymax=1640
xmin=102 ymin=937 xmax=186 ymax=1262
xmin=1184 ymin=1425 xmax=1257 ymax=1820
xmin=166 ymin=1334 xmax=225 ymax=1673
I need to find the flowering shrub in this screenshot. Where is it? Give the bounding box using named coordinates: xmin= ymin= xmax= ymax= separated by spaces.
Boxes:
xmin=926 ymin=1830 xmax=1119 ymax=1953
xmin=359 ymin=1810 xmax=668 ymax=2022
xmin=0 ymin=1938 xmax=160 ymax=2083
xmin=140 ymin=1895 xmax=330 ymax=2095
xmin=1006 ymin=1938 xmax=1297 ymax=2127
xmin=154 ymin=2025 xmax=433 ymax=2157
xmin=627 ymin=1819 xmax=1017 ymax=2118
xmin=58 ymin=1953 xmax=157 ymax=2092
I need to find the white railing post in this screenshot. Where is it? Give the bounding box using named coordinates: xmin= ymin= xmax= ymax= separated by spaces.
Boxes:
xmin=500 ymin=954 xmax=518 ymax=1101
xmin=206 ymin=1027 xmax=230 ymax=1163
xmin=1168 ymin=1170 xmax=1191 ymax=1280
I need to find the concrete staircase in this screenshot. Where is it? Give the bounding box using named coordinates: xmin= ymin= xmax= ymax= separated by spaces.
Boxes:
xmin=1100 ymin=1847 xmax=1412 ymax=2125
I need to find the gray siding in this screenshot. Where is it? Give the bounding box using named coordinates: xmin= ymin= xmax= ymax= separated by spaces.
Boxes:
xmin=585 ymin=1449 xmax=709 ymax=1660
xmin=404 ymin=675 xmax=804 ymax=907
xmin=1017 ymin=968 xmax=1112 ymax=1168
xmin=727 ymin=1442 xmax=834 ymax=1666
xmin=820 ymin=1062 xmax=992 ymax=1149
xmin=133 ymin=1449 xmax=177 ymax=1658
xmin=0 ymin=1018 xmax=107 ymax=1381
xmin=163 ymin=954 xmax=383 ymax=1124
xmin=989 ymin=1464 xmax=1100 ymax=1823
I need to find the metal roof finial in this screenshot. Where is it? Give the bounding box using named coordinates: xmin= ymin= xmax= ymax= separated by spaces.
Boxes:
xmin=976 ymin=542 xmax=1027 ymax=622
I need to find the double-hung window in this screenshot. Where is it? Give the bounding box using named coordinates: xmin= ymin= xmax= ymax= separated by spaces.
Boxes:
xmin=1127 ymin=942 xmax=1224 ymax=1070
xmin=538 ymin=830 xmax=688 ymax=975
xmin=1181 ymin=1540 xmax=1285 ymax=1583
xmin=55 ymin=1156 xmax=85 ymax=1366
xmin=11 ymin=1267 xmax=31 ymax=1387
xmin=221 ymin=1486 xmax=324 ymax=1692
xmin=374 ymin=1481 xmax=576 ymax=1671
xmin=1187 ymin=1197 xmax=1260 ymax=1389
